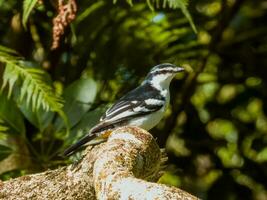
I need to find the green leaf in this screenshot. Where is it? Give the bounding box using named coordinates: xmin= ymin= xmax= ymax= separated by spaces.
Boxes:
xmin=0 ymin=119 xmax=9 ymax=134
xmin=126 ymin=0 xmax=133 ymax=6
xmin=66 ymin=108 xmax=104 ymax=145
xmin=19 ymin=104 xmax=54 ymax=131
xmin=22 ymin=0 xmax=39 ymax=28
xmin=165 ymin=0 xmax=197 ymax=33
xmin=0 ymin=57 xmax=64 ymax=112
xmin=0 ymin=46 xmax=22 ymax=63
xmin=146 ymin=0 xmax=197 ymax=33
xmin=0 ymin=93 xmax=25 ymax=135
xmin=2 ymin=63 xmax=19 ymax=98
xmin=54 ymin=78 xmax=97 ymax=130
xmin=177 ymin=1 xmax=197 ymax=33
xmin=146 ymin=0 xmax=155 ymax=11
xmin=0 ymin=45 xmax=19 ymax=56
xmin=76 ymin=1 xmax=105 ymax=24
xmin=0 ymin=144 xmax=13 ymax=161
xmin=0 ymin=45 xmax=67 ymax=131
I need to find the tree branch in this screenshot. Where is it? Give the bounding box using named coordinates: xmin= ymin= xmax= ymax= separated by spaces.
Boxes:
xmin=0 ymin=126 xmax=199 ymax=200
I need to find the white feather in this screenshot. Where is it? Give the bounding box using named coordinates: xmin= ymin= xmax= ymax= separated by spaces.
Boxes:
xmin=128 ymin=93 xmax=170 ymax=130
xmin=144 ymin=99 xmax=164 ymax=105
xmin=150 ymin=73 xmax=176 ymax=90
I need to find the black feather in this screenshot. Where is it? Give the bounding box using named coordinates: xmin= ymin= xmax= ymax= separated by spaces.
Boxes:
xmin=63 ymin=133 xmax=97 ymax=156
xmin=101 ymin=83 xmax=164 ymax=121
xmin=63 ymin=82 xmax=165 ymax=156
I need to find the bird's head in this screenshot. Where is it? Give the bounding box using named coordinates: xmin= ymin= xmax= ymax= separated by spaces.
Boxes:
xmin=144 ymin=63 xmax=184 ymax=89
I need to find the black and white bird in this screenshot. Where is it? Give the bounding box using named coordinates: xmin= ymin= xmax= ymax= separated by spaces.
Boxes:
xmin=63 ymin=63 xmax=184 ymax=156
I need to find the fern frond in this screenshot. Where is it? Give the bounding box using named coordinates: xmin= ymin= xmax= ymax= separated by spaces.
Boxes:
xmin=0 ymin=45 xmax=64 ymax=113
xmin=144 ymin=0 xmax=197 ymax=33
xmin=162 ymin=0 xmax=187 ymax=8
xmin=172 ymin=1 xmax=197 ymax=33
xmin=22 ymin=0 xmax=39 ymax=28
xmin=0 ymin=45 xmax=19 ymax=56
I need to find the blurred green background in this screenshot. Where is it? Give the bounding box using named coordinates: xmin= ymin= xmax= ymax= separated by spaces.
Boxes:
xmin=0 ymin=0 xmax=267 ymax=199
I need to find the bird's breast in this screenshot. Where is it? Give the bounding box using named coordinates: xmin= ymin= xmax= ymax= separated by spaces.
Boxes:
xmin=128 ymin=104 xmax=167 ymax=130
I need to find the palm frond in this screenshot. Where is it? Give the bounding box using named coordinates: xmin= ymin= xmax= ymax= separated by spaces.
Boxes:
xmin=0 ymin=45 xmax=64 ymax=113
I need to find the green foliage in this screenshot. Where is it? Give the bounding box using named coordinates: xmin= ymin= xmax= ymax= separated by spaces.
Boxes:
xmin=0 ymin=119 xmax=8 ymax=134
xmin=0 ymin=0 xmax=267 ymax=199
xmin=22 ymin=0 xmax=39 ymax=28
xmin=54 ymin=78 xmax=97 ymax=131
xmin=170 ymin=0 xmax=197 ymax=33
xmin=0 ymin=45 xmax=64 ymax=112
xmin=0 ymin=93 xmax=25 ymax=135
xmin=0 ymin=144 xmax=12 ymax=161
xmin=145 ymin=0 xmax=197 ymax=33
xmin=19 ymin=104 xmax=54 ymax=132
xmin=109 ymin=0 xmax=197 ymax=34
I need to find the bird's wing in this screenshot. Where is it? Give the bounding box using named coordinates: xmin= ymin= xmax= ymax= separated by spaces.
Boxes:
xmin=63 ymin=84 xmax=165 ymax=156
xmin=89 ymin=99 xmax=164 ymax=134
xmin=102 ymin=99 xmax=164 ymax=122
xmin=100 ymin=84 xmax=165 ymax=122
xmin=90 ymin=84 xmax=165 ymax=134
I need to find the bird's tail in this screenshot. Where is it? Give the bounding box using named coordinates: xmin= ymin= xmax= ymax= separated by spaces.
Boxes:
xmin=62 ymin=133 xmax=97 ymax=157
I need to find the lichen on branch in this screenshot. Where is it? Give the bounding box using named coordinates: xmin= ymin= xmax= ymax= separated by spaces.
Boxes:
xmin=0 ymin=126 xmax=199 ymax=200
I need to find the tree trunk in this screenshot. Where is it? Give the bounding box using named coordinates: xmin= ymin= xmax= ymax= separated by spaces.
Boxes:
xmin=0 ymin=126 xmax=199 ymax=200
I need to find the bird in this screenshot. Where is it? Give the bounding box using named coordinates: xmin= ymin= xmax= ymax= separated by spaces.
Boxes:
xmin=63 ymin=63 xmax=184 ymax=156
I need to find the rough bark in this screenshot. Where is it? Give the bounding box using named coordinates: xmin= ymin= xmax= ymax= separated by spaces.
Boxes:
xmin=0 ymin=126 xmax=199 ymax=200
